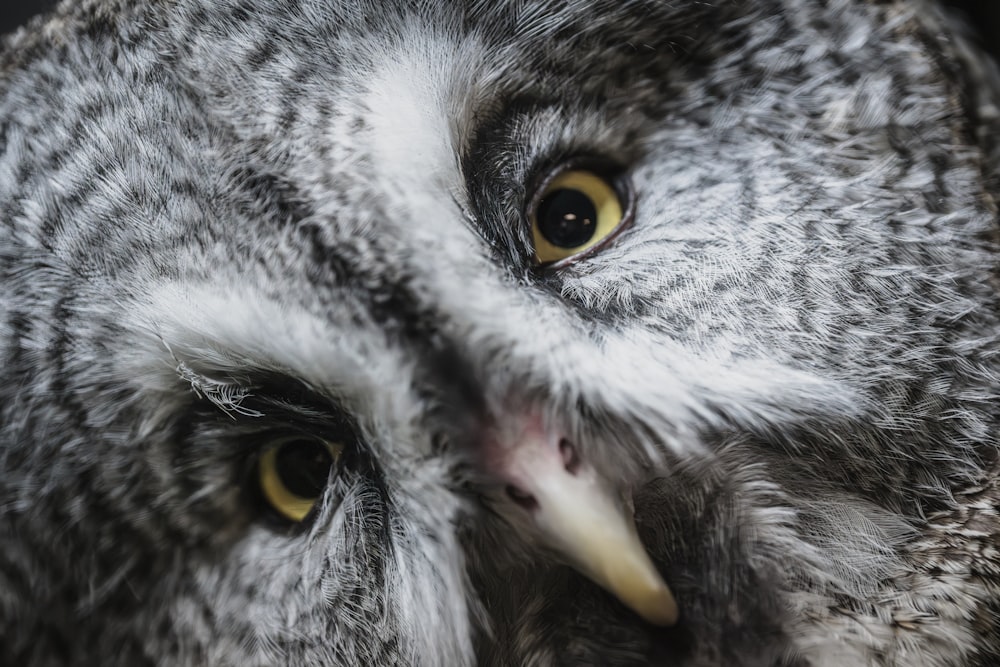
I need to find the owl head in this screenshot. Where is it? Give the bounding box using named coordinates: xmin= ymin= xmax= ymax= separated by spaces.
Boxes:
xmin=1 ymin=0 xmax=998 ymax=665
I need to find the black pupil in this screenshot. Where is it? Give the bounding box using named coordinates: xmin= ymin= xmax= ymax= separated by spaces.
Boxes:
xmin=274 ymin=440 xmax=335 ymax=498
xmin=537 ymin=188 xmax=598 ymax=249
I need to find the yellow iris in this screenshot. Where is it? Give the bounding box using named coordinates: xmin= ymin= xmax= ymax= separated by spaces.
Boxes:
xmin=258 ymin=439 xmax=342 ymax=523
xmin=531 ymin=170 xmax=625 ymax=265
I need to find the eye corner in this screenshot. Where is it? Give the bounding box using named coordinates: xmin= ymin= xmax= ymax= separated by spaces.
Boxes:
xmin=525 ymin=156 xmax=635 ymax=269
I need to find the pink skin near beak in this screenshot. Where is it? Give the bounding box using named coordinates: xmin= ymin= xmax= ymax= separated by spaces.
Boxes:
xmin=484 ymin=415 xmax=678 ymax=627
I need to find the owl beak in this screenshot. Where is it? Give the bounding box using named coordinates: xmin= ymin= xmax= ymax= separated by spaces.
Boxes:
xmin=490 ymin=426 xmax=678 ymax=626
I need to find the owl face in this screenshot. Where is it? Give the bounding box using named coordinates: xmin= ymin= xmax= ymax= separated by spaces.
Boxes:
xmin=2 ymin=0 xmax=998 ymax=665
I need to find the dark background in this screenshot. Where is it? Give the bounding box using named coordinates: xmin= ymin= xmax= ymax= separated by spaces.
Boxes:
xmin=3 ymin=1 xmax=59 ymax=35
xmin=1 ymin=1 xmax=998 ymax=60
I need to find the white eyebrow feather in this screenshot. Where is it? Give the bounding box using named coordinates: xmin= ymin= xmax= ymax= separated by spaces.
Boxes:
xmin=122 ymin=282 xmax=381 ymax=394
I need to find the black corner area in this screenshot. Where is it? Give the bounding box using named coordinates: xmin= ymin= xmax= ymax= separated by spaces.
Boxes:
xmin=2 ymin=1 xmax=58 ymax=36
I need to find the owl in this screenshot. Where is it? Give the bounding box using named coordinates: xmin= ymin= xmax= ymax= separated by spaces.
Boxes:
xmin=1 ymin=0 xmax=999 ymax=665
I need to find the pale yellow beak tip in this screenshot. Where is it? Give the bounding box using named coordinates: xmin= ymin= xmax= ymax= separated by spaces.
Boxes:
xmin=501 ymin=435 xmax=681 ymax=628
xmin=528 ymin=467 xmax=681 ymax=627
xmin=632 ymin=583 xmax=679 ymax=626
xmin=601 ymin=547 xmax=679 ymax=627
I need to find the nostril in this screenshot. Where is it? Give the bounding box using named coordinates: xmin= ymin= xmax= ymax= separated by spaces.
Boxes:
xmin=559 ymin=439 xmax=580 ymax=475
xmin=506 ymin=485 xmax=539 ymax=511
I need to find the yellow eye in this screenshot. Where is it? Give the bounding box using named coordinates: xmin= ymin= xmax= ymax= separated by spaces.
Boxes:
xmin=258 ymin=438 xmax=343 ymax=523
xmin=529 ymin=168 xmax=630 ymax=266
